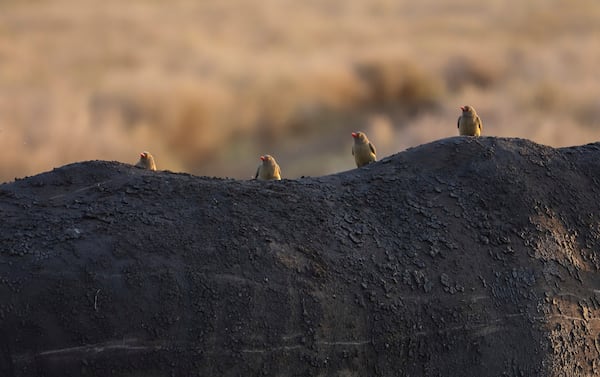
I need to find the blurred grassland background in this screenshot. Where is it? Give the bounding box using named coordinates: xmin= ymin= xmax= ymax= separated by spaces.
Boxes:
xmin=1 ymin=0 xmax=600 ymax=182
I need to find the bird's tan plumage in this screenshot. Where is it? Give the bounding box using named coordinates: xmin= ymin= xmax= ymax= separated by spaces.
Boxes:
xmin=457 ymin=105 xmax=482 ymax=136
xmin=135 ymin=151 xmax=157 ymax=171
xmin=255 ymin=155 xmax=281 ymax=180
xmin=352 ymin=131 xmax=377 ymax=168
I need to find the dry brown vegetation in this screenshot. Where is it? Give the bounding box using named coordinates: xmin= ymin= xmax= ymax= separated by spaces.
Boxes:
xmin=1 ymin=0 xmax=600 ymax=182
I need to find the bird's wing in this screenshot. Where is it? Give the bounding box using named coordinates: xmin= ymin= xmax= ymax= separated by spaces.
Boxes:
xmin=369 ymin=142 xmax=376 ymax=155
xmin=275 ymin=164 xmax=281 ymax=179
xmin=351 ymin=146 xmax=354 ymax=156
xmin=457 ymin=116 xmax=461 ymax=128
xmin=254 ymin=167 xmax=260 ymax=179
xmin=476 ymin=116 xmax=482 ymax=130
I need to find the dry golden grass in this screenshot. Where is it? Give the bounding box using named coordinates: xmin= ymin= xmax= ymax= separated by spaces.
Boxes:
xmin=1 ymin=0 xmax=600 ymax=182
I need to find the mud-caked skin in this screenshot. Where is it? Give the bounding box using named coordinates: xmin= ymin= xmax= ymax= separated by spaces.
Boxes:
xmin=1 ymin=137 xmax=600 ymax=377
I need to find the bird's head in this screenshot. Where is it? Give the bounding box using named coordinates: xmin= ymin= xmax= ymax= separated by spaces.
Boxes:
xmin=461 ymin=105 xmax=475 ymax=114
xmin=140 ymin=151 xmax=149 ymax=159
xmin=352 ymin=131 xmax=368 ymax=142
xmin=260 ymin=155 xmax=274 ymax=164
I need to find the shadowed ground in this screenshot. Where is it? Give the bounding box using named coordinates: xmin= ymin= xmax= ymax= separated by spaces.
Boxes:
xmin=1 ymin=137 xmax=599 ymax=376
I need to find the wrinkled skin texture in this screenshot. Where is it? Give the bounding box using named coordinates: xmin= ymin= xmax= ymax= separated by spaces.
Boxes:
xmin=1 ymin=137 xmax=600 ymax=377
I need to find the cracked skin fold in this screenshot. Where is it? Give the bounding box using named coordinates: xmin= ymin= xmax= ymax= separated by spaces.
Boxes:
xmin=1 ymin=136 xmax=600 ymax=376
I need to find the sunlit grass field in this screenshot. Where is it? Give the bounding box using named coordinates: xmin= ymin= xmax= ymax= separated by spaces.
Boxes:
xmin=1 ymin=0 xmax=600 ymax=182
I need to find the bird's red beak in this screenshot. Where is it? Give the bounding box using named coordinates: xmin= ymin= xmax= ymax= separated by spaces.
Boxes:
xmin=260 ymin=155 xmax=266 ymax=161
xmin=351 ymin=132 xmax=357 ymax=138
xmin=140 ymin=153 xmax=145 ymax=157
xmin=460 ymin=106 xmax=465 ymax=111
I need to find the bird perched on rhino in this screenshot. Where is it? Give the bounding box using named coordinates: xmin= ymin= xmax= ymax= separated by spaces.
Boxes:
xmin=135 ymin=151 xmax=157 ymax=171
xmin=255 ymin=154 xmax=281 ymax=180
xmin=457 ymin=105 xmax=483 ymax=136
xmin=351 ymin=131 xmax=377 ymax=168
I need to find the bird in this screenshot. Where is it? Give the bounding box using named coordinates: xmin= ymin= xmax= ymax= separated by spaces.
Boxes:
xmin=457 ymin=105 xmax=483 ymax=136
xmin=255 ymin=154 xmax=281 ymax=180
xmin=135 ymin=151 xmax=157 ymax=171
xmin=351 ymin=131 xmax=377 ymax=168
